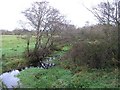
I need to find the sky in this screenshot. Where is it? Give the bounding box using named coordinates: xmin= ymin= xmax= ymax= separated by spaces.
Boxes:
xmin=0 ymin=0 xmax=105 ymax=31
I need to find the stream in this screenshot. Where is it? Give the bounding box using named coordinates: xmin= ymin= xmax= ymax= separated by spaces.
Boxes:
xmin=0 ymin=55 xmax=60 ymax=89
xmin=0 ymin=70 xmax=20 ymax=88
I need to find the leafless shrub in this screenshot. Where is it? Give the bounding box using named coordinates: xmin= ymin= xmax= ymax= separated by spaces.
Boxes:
xmin=60 ymin=25 xmax=118 ymax=69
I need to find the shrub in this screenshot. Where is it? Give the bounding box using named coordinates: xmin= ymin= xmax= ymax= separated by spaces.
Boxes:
xmin=24 ymin=47 xmax=52 ymax=67
xmin=60 ymin=25 xmax=118 ymax=70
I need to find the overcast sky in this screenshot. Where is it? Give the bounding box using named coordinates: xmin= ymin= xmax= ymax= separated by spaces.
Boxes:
xmin=0 ymin=0 xmax=106 ymax=31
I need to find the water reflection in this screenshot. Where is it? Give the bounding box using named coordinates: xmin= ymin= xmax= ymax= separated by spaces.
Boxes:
xmin=0 ymin=70 xmax=20 ymax=88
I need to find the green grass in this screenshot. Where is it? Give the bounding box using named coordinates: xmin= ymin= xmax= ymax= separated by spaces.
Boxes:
xmin=70 ymin=69 xmax=119 ymax=88
xmin=1 ymin=35 xmax=35 ymax=72
xmin=17 ymin=67 xmax=72 ymax=88
xmin=17 ymin=67 xmax=119 ymax=88
xmin=62 ymin=45 xmax=72 ymax=51
xmin=2 ymin=35 xmax=35 ymax=57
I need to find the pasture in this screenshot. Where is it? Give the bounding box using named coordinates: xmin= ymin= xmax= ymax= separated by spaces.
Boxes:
xmin=2 ymin=35 xmax=35 ymax=57
xmin=1 ymin=35 xmax=35 ymax=73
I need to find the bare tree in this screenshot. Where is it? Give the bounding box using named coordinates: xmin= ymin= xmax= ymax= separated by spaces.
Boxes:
xmin=22 ymin=1 xmax=66 ymax=66
xmin=85 ymin=0 xmax=120 ymax=25
xmin=85 ymin=0 xmax=120 ymax=68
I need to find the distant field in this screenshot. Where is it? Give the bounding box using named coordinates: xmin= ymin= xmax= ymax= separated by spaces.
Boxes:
xmin=1 ymin=35 xmax=36 ymax=73
xmin=2 ymin=35 xmax=35 ymax=57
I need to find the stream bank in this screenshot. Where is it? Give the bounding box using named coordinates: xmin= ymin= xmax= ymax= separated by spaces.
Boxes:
xmin=0 ymin=52 xmax=62 ymax=88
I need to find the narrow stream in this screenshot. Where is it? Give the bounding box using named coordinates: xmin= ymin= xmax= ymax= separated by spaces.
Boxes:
xmin=0 ymin=70 xmax=20 ymax=88
xmin=0 ymin=55 xmax=60 ymax=88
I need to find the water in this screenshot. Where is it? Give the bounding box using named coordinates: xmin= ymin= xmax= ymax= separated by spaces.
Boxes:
xmin=0 ymin=64 xmax=55 ymax=88
xmin=0 ymin=56 xmax=58 ymax=89
xmin=0 ymin=70 xmax=20 ymax=88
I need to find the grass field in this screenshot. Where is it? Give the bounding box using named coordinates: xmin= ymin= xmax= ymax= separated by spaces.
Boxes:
xmin=2 ymin=35 xmax=35 ymax=57
xmin=1 ymin=35 xmax=36 ymax=73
